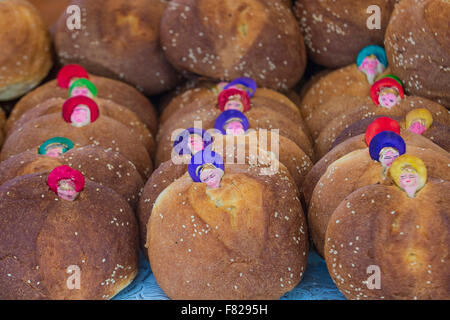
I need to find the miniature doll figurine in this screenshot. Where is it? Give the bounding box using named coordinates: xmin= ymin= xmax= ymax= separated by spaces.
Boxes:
xmin=188 ymin=151 xmax=225 ymax=189
xmin=62 ymin=96 xmax=99 ymax=127
xmin=47 ymin=165 xmax=85 ymax=201
xmin=217 ymin=88 xmax=251 ymax=112
xmin=214 ymin=110 xmax=250 ymax=136
xmin=370 ymin=77 xmax=405 ymax=109
xmin=389 ymin=155 xmax=427 ymax=198
xmin=38 ymin=137 xmax=74 ymax=158
xmin=356 ymin=45 xmax=388 ymax=84
xmin=57 ymin=64 xmax=90 ymax=89
xmin=405 ymin=108 xmax=433 ymax=135
xmin=173 ymin=128 xmax=213 ymax=157
xmin=68 ymin=78 xmax=98 ymax=98
xmin=369 ymin=131 xmax=406 ymax=171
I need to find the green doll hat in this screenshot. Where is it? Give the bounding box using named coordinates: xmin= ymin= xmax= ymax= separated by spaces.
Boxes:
xmin=69 ymin=78 xmax=98 ymax=97
xmin=38 ymin=137 xmax=74 ymax=155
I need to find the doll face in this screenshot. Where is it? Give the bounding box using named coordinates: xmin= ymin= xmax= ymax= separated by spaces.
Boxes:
xmin=70 ymin=105 xmax=91 ymax=127
xmin=188 ymin=134 xmax=205 ymax=154
xmin=225 ymin=121 xmax=245 ymax=135
xmin=408 ymin=119 xmax=427 ymax=135
xmin=71 ymin=86 xmax=93 ymax=98
xmin=379 ymin=147 xmax=400 ymax=168
xmin=379 ymin=90 xmax=400 ymax=109
xmin=399 ymin=170 xmax=418 ymax=189
xmin=45 ymin=144 xmax=65 ymax=158
xmin=57 ymin=179 xmax=79 ymax=201
xmin=359 ymin=56 xmax=380 ymax=75
xmin=224 ymin=98 xmax=244 ymax=112
xmin=200 ymin=168 xmax=224 ymax=189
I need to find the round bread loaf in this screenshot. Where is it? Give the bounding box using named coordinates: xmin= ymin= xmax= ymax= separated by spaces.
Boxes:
xmin=147 ymin=162 xmax=308 ymax=299
xmin=7 ymin=74 xmax=158 ymax=135
xmin=325 ymin=180 xmax=450 ymax=299
xmin=156 ymin=102 xmax=314 ymax=164
xmin=0 ymin=0 xmax=53 ymax=101
xmin=314 ymin=96 xmax=450 ymax=158
xmin=8 ymin=97 xmax=155 ymax=155
xmin=302 ymin=131 xmax=449 ymax=206
xmin=332 ymin=116 xmax=450 ymax=152
xmin=293 ymin=0 xmax=396 ymax=68
xmin=385 ymin=0 xmax=450 ymax=108
xmin=299 ymin=64 xmax=390 ymax=124
xmin=27 ymin=0 xmax=71 ymax=29
xmin=160 ymin=0 xmax=307 ymax=91
xmin=0 ymin=146 xmax=144 ymax=209
xmin=54 ymin=0 xmax=181 ymax=95
xmin=0 ymin=172 xmax=139 ymax=300
xmin=0 ymin=113 xmax=153 ymax=179
xmin=309 ymin=147 xmax=450 ymax=257
xmin=139 ymin=135 xmax=312 ymax=254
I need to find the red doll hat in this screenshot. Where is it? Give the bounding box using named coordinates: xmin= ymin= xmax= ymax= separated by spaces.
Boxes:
xmin=365 ymin=117 xmax=401 ymax=146
xmin=47 ymin=165 xmax=85 ymax=193
xmin=218 ymin=88 xmax=251 ymax=112
xmin=370 ymin=77 xmax=405 ymax=105
xmin=62 ymin=96 xmax=100 ymax=123
xmin=57 ymin=64 xmax=89 ymax=89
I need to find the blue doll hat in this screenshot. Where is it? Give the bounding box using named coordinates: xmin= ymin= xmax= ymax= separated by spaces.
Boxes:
xmin=173 ymin=127 xmax=213 ymax=156
xmin=188 ymin=150 xmax=225 ymax=183
xmin=38 ymin=137 xmax=74 ymax=155
xmin=224 ymin=77 xmax=257 ymax=98
xmin=369 ymin=131 xmax=406 ymax=161
xmin=356 ymin=45 xmax=388 ymax=68
xmin=214 ymin=110 xmax=250 ymax=135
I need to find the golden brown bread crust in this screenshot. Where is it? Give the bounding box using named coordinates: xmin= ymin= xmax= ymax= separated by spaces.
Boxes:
xmin=314 ymin=96 xmax=450 ymax=158
xmin=302 ymin=131 xmax=449 ymax=206
xmin=160 ymin=0 xmax=307 ymax=91
xmin=27 ymin=0 xmax=71 ymax=29
xmin=332 ymin=116 xmax=450 ymax=153
xmin=0 ymin=146 xmax=144 ymax=209
xmin=0 ymin=0 xmax=53 ymax=101
xmin=385 ymin=0 xmax=450 ymax=108
xmin=6 ymin=75 xmax=159 ymax=135
xmin=54 ymin=0 xmax=181 ymax=95
xmin=0 ymin=173 xmax=139 ymax=300
xmin=293 ymin=0 xmax=396 ymax=68
xmin=8 ymin=97 xmax=155 ymax=155
xmin=147 ymin=163 xmax=308 ymax=299
xmin=309 ymin=147 xmax=450 ymax=257
xmin=0 ymin=113 xmax=153 ymax=179
xmin=325 ymin=180 xmax=450 ymax=299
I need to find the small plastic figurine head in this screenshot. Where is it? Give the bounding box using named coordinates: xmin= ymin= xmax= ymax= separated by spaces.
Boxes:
xmin=365 ymin=117 xmax=401 ymax=147
xmin=223 ymin=77 xmax=257 ymax=98
xmin=69 ymin=78 xmax=98 ymax=98
xmin=47 ymin=165 xmax=85 ymax=201
xmin=38 ymin=137 xmax=74 ymax=158
xmin=62 ymin=96 xmax=99 ymax=127
xmin=369 ymin=131 xmax=406 ymax=170
xmin=57 ymin=64 xmax=89 ymax=89
xmin=188 ymin=151 xmax=225 ymax=189
xmin=405 ymin=108 xmax=433 ymax=135
xmin=218 ymin=88 xmax=251 ymax=112
xmin=390 ymin=155 xmax=427 ymax=198
xmin=214 ymin=110 xmax=249 ymax=135
xmin=370 ymin=77 xmax=405 ymax=109
xmin=173 ymin=128 xmax=213 ymax=156
xmin=356 ymin=45 xmax=388 ymax=84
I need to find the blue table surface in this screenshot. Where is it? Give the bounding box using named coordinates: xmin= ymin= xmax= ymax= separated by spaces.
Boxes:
xmin=113 ymin=249 xmax=346 ymax=300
